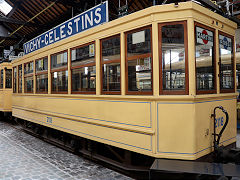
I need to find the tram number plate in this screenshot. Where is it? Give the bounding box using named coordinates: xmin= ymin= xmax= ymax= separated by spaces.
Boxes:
xmin=46 ymin=117 xmax=52 ymax=124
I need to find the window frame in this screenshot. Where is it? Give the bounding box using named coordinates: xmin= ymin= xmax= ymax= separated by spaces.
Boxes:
xmin=125 ymin=25 xmax=153 ymax=95
xmin=51 ymin=50 xmax=68 ymax=94
xmin=195 ymin=22 xmax=216 ymax=95
xmin=13 ymin=66 xmax=17 ymax=93
xmin=5 ymin=68 xmax=12 ymax=89
xmin=159 ymin=21 xmax=189 ymax=95
xmin=24 ymin=61 xmax=34 ymax=93
xmin=0 ymin=69 xmax=3 ymax=89
xmin=35 ymin=56 xmax=48 ymax=94
xmin=70 ymin=41 xmax=96 ymax=94
xmin=219 ymin=31 xmax=235 ymax=93
xmin=18 ymin=65 xmax=22 ymax=93
xmin=100 ymin=34 xmax=121 ymax=95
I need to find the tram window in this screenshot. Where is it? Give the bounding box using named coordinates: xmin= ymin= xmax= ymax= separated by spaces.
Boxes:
xmin=24 ymin=62 xmax=33 ymax=93
xmin=36 ymin=57 xmax=48 ymax=72
xmin=51 ymin=51 xmax=68 ymax=93
xmin=18 ymin=65 xmax=22 ymax=93
xmin=52 ymin=71 xmax=68 ymax=92
xmin=36 ymin=57 xmax=48 ymax=93
xmin=71 ymin=43 xmax=96 ymax=93
xmin=5 ymin=69 xmax=12 ymax=88
xmin=126 ymin=26 xmax=152 ymax=94
xmin=219 ymin=33 xmax=234 ymax=92
xmin=160 ymin=22 xmax=188 ymax=95
xmin=101 ymin=35 xmax=121 ymax=94
xmin=195 ymin=24 xmax=215 ymax=93
xmin=24 ymin=62 xmax=33 ymax=74
xmin=24 ymin=76 xmax=33 ymax=93
xmin=13 ymin=67 xmax=17 ymax=93
xmin=51 ymin=51 xmax=67 ymax=69
xmin=0 ymin=69 xmax=3 ymax=89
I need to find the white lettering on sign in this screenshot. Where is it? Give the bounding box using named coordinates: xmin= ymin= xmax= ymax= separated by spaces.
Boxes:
xmin=24 ymin=1 xmax=109 ymax=55
xmin=196 ymin=26 xmax=213 ymax=46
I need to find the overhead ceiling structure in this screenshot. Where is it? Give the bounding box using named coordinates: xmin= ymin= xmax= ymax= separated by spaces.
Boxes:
xmin=0 ymin=0 xmax=239 ymax=59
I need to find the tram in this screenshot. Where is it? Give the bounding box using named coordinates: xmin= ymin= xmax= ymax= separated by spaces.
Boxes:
xmin=10 ymin=1 xmax=239 ymax=177
xmin=0 ymin=62 xmax=12 ymax=114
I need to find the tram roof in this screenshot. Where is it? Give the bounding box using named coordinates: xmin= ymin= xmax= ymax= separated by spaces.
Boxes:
xmin=0 ymin=0 xmax=239 ymax=59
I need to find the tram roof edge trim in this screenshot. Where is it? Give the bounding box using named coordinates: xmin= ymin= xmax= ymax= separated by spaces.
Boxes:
xmin=23 ymin=1 xmax=109 ymax=55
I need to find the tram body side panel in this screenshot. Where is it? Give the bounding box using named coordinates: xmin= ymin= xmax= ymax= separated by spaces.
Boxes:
xmin=12 ymin=95 xmax=154 ymax=156
xmin=157 ymin=102 xmax=196 ymax=160
xmin=0 ymin=90 xmax=3 ymax=111
xmin=0 ymin=89 xmax=12 ymax=112
xmin=195 ymin=97 xmax=237 ymax=159
xmin=2 ymin=89 xmax=12 ymax=112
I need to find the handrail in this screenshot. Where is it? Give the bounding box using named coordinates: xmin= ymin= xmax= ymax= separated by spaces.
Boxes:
xmin=211 ymin=106 xmax=229 ymax=151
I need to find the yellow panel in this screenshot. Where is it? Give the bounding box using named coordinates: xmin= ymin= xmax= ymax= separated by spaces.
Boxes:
xmin=12 ymin=95 xmax=152 ymax=129
xmin=195 ymin=98 xmax=237 ymax=159
xmin=157 ymin=102 xmax=196 ymax=160
xmin=13 ymin=107 xmax=153 ymax=156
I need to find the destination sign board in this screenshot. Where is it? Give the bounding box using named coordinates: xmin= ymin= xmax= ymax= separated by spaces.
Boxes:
xmin=24 ymin=1 xmax=109 ymax=55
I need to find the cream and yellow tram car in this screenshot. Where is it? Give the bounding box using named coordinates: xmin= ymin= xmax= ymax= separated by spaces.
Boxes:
xmin=0 ymin=62 xmax=12 ymax=114
xmin=12 ymin=1 xmax=237 ymax=162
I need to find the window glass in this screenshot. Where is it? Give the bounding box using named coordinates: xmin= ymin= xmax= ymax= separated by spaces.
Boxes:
xmin=72 ymin=67 xmax=96 ymax=92
xmin=24 ymin=62 xmax=33 ymax=74
xmin=13 ymin=67 xmax=17 ymax=93
xmin=0 ymin=69 xmax=3 ymax=89
xmin=36 ymin=57 xmax=48 ymax=72
xmin=219 ymin=34 xmax=234 ymax=90
xmin=195 ymin=26 xmax=215 ymax=91
xmin=127 ymin=29 xmax=151 ymax=57
xmin=52 ymin=70 xmax=68 ymax=92
xmin=162 ymin=24 xmax=185 ymax=91
xmin=102 ymin=36 xmax=121 ymax=93
xmin=36 ymin=74 xmax=48 ymax=93
xmin=5 ymin=69 xmax=12 ymax=88
xmin=102 ymin=63 xmax=120 ymax=91
xmin=102 ymin=36 xmax=120 ymax=62
xmin=51 ymin=51 xmax=67 ymax=69
xmin=24 ymin=76 xmax=33 ymax=93
xmin=18 ymin=65 xmax=22 ymax=93
xmin=127 ymin=27 xmax=152 ymax=93
xmin=128 ymin=57 xmax=152 ymax=91
xmin=71 ymin=44 xmax=95 ymax=66
xmin=71 ymin=43 xmax=95 ymax=93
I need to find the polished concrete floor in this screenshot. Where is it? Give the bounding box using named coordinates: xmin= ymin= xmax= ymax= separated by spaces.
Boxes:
xmin=0 ymin=121 xmax=131 ymax=180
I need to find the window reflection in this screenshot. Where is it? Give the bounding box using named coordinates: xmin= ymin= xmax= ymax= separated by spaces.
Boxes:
xmin=128 ymin=57 xmax=152 ymax=91
xmin=36 ymin=74 xmax=48 ymax=93
xmin=162 ymin=24 xmax=185 ymax=91
xmin=5 ymin=69 xmax=12 ymax=88
xmin=51 ymin=51 xmax=67 ymax=69
xmin=24 ymin=76 xmax=33 ymax=93
xmin=219 ymin=34 xmax=234 ymax=90
xmin=18 ymin=65 xmax=22 ymax=93
xmin=195 ymin=26 xmax=215 ymax=91
xmin=72 ymin=67 xmax=96 ymax=92
xmin=13 ymin=67 xmax=17 ymax=93
xmin=0 ymin=69 xmax=3 ymax=89
xmin=127 ymin=27 xmax=152 ymax=93
xmin=36 ymin=57 xmax=48 ymax=93
xmin=51 ymin=52 xmax=68 ymax=93
xmin=52 ymin=70 xmax=68 ymax=92
xmin=102 ymin=63 xmax=120 ymax=92
xmin=71 ymin=43 xmax=95 ymax=93
xmin=101 ymin=36 xmax=121 ymax=93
